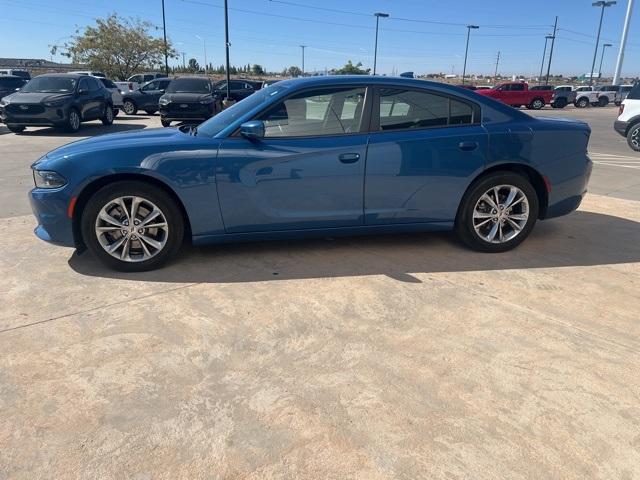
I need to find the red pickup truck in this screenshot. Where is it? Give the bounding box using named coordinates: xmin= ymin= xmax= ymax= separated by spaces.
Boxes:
xmin=475 ymin=82 xmax=552 ymax=110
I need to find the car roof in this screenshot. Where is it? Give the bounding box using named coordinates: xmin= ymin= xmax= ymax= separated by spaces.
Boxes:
xmin=0 ymin=75 xmax=25 ymax=80
xmin=34 ymin=73 xmax=87 ymax=79
xmin=173 ymin=76 xmax=211 ymax=81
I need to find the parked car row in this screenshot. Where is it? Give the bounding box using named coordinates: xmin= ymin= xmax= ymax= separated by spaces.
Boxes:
xmin=614 ymin=82 xmax=640 ymax=152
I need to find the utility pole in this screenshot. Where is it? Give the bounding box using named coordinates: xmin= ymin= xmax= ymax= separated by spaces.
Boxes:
xmin=182 ymin=52 xmax=186 ymax=70
xmin=494 ymin=51 xmax=501 ymax=82
xmin=545 ymin=16 xmax=558 ymax=86
xmin=599 ymin=43 xmax=612 ymax=78
xmin=462 ymin=25 xmax=479 ymax=84
xmin=589 ymin=1 xmax=617 ymax=86
xmin=300 ymin=45 xmax=306 ymax=75
xmin=373 ymin=12 xmax=389 ymax=75
xmin=224 ymin=0 xmax=231 ymax=101
xmin=538 ymin=35 xmax=552 ymax=85
xmin=161 ymin=0 xmax=169 ymax=76
xmin=613 ymin=0 xmax=635 ymax=85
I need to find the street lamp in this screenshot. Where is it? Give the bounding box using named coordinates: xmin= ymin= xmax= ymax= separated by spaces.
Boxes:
xmin=300 ymin=45 xmax=307 ymax=75
xmin=589 ymin=1 xmax=616 ymax=86
xmin=462 ymin=25 xmax=479 ymax=85
xmin=538 ymin=34 xmax=555 ymax=85
xmin=598 ymin=43 xmax=613 ymax=78
xmin=161 ymin=0 xmax=169 ymax=76
xmin=195 ymin=34 xmax=208 ymax=75
xmin=373 ymin=12 xmax=389 ymax=75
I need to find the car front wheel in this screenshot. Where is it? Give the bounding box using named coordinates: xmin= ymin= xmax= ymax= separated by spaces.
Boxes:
xmin=123 ymin=100 xmax=137 ymax=115
xmin=628 ymin=124 xmax=640 ymax=152
xmin=455 ymin=172 xmax=539 ymax=253
xmin=66 ymin=108 xmax=81 ymax=132
xmin=81 ymin=181 xmax=184 ymax=271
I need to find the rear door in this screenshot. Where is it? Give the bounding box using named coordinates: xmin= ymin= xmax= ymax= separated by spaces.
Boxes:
xmin=365 ymin=86 xmax=487 ymax=224
xmin=216 ymin=85 xmax=370 ymax=232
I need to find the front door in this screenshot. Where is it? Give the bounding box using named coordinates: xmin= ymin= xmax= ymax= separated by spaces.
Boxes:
xmin=216 ymin=85 xmax=370 ymax=233
xmin=365 ymin=87 xmax=487 ymax=224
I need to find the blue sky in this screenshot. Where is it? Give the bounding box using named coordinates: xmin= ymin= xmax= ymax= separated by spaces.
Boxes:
xmin=1 ymin=0 xmax=639 ymax=77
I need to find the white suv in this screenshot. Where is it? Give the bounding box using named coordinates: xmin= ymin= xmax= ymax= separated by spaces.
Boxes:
xmin=615 ymin=83 xmax=640 ymax=151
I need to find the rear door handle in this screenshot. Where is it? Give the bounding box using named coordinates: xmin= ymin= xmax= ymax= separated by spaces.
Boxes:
xmin=339 ymin=152 xmax=360 ymax=163
xmin=458 ymin=141 xmax=479 ymax=151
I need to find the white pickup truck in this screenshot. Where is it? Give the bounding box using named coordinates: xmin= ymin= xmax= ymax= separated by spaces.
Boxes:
xmin=115 ymin=73 xmax=168 ymax=93
xmin=573 ymin=85 xmax=621 ymax=108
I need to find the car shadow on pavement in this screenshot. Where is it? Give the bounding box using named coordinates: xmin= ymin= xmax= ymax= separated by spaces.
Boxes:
xmin=11 ymin=122 xmax=147 ymax=138
xmin=68 ymin=210 xmax=640 ymax=283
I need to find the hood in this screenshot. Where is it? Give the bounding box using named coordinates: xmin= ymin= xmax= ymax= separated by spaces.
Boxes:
xmin=34 ymin=127 xmax=188 ymax=169
xmin=162 ymin=93 xmax=213 ymax=102
xmin=4 ymin=92 xmax=73 ymax=104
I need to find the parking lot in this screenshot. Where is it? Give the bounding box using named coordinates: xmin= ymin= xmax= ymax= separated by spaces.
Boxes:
xmin=1 ymin=106 xmax=639 ymax=479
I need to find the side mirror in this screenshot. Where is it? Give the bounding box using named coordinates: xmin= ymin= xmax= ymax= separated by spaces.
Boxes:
xmin=78 ymin=88 xmax=88 ymax=95
xmin=240 ymin=120 xmax=265 ymax=140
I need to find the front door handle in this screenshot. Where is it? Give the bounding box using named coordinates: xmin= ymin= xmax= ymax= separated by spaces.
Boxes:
xmin=458 ymin=141 xmax=479 ymax=151
xmin=339 ymin=152 xmax=360 ymax=163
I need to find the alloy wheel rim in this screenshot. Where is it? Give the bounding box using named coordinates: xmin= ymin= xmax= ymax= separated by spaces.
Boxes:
xmin=632 ymin=127 xmax=640 ymax=148
xmin=473 ymin=185 xmax=530 ymax=244
xmin=70 ymin=112 xmax=80 ymax=130
xmin=95 ymin=196 xmax=169 ymax=262
xmin=124 ymin=102 xmax=134 ymax=114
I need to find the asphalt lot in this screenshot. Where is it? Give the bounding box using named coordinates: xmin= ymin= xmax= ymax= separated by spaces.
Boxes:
xmin=1 ymin=106 xmax=639 ymax=479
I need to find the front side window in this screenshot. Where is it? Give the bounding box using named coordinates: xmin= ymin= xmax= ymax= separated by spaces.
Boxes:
xmin=259 ymin=86 xmax=366 ymax=138
xmin=141 ymin=81 xmax=158 ymax=91
xmin=378 ymin=88 xmax=474 ymax=131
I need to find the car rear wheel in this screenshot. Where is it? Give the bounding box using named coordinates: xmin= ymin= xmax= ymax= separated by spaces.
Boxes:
xmin=575 ymin=97 xmax=589 ymax=108
xmin=553 ymin=98 xmax=567 ymax=109
xmin=101 ymin=104 xmax=114 ymax=125
xmin=123 ymin=100 xmax=137 ymax=115
xmin=529 ymin=98 xmax=545 ymax=110
xmin=66 ymin=108 xmax=81 ymax=132
xmin=161 ymin=118 xmax=171 ymax=127
xmin=455 ymin=172 xmax=539 ymax=253
xmin=81 ymin=181 xmax=184 ymax=272
xmin=7 ymin=124 xmax=25 ymax=133
xmin=598 ymin=97 xmax=609 ymax=107
xmin=628 ymin=124 xmax=640 ymax=152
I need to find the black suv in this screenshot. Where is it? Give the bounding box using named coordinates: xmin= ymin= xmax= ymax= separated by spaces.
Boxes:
xmin=212 ymin=79 xmax=260 ymax=102
xmin=0 ymin=75 xmax=27 ymax=100
xmin=0 ymin=74 xmax=114 ymax=133
xmin=122 ymin=78 xmax=172 ymax=115
xmin=159 ymin=76 xmax=222 ymax=127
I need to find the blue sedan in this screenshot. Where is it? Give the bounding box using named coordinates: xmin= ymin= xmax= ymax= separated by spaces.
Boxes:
xmin=29 ymin=76 xmax=592 ymax=271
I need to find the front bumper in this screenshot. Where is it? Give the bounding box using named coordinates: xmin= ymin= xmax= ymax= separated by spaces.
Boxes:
xmin=0 ymin=104 xmax=69 ymax=127
xmin=29 ymin=187 xmax=76 ymax=247
xmin=613 ymin=120 xmax=629 ymax=137
xmin=159 ymin=102 xmax=214 ymax=121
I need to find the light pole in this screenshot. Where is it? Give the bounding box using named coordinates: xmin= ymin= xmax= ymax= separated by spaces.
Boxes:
xmin=538 ymin=34 xmax=554 ymax=85
xmin=613 ymin=0 xmax=635 ymax=85
xmin=462 ymin=25 xmax=479 ymax=85
xmin=300 ymin=45 xmax=307 ymax=75
xmin=161 ymin=0 xmax=169 ymax=76
xmin=598 ymin=43 xmax=613 ymax=78
xmin=545 ymin=16 xmax=558 ymax=86
xmin=195 ymin=35 xmax=208 ymax=74
xmin=589 ymin=1 xmax=616 ymax=86
xmin=373 ymin=12 xmax=389 ymax=75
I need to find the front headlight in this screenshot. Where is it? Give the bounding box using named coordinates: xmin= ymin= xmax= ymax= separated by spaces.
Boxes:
xmin=43 ymin=99 xmax=66 ymax=107
xmin=159 ymin=98 xmax=170 ymax=106
xmin=33 ymin=170 xmax=67 ymax=189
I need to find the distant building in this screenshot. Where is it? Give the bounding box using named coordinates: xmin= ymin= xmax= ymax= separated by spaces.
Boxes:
xmin=0 ymin=58 xmax=87 ymax=76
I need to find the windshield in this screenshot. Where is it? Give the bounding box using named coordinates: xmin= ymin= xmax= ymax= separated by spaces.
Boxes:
xmin=197 ymin=84 xmax=288 ymax=137
xmin=21 ymin=77 xmax=76 ymax=93
xmin=166 ymin=79 xmax=211 ymax=94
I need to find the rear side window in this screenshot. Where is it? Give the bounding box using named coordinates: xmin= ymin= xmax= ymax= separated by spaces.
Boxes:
xmin=378 ymin=88 xmax=475 ymax=131
xmin=628 ymin=83 xmax=640 ymax=100
xmin=101 ymin=79 xmax=116 ymax=89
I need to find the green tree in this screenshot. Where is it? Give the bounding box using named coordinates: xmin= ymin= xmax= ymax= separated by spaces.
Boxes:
xmin=286 ymin=66 xmax=302 ymax=77
xmin=64 ymin=14 xmax=177 ymax=80
xmin=251 ymin=64 xmax=265 ymax=75
xmin=332 ymin=60 xmax=370 ymax=75
xmin=188 ymin=58 xmax=200 ymax=73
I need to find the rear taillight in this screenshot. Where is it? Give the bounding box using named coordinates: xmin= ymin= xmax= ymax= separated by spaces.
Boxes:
xmin=619 ymin=103 xmax=625 ymax=116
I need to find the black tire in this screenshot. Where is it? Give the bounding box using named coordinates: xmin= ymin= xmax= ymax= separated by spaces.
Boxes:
xmin=80 ymin=180 xmax=185 ymax=272
xmin=575 ymin=97 xmax=589 ymax=108
xmin=123 ymin=99 xmax=137 ymax=115
xmin=529 ymin=98 xmax=545 ymax=110
xmin=66 ymin=108 xmax=81 ymax=132
xmin=145 ymin=110 xmax=156 ymax=115
xmin=101 ymin=104 xmax=114 ymax=125
xmin=553 ymin=98 xmax=567 ymax=109
xmin=627 ymin=123 xmax=640 ymax=152
xmin=598 ymin=97 xmax=609 ymax=107
xmin=455 ymin=172 xmax=539 ymax=253
xmin=7 ymin=124 xmax=25 ymax=133
xmin=161 ymin=118 xmax=171 ymax=127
